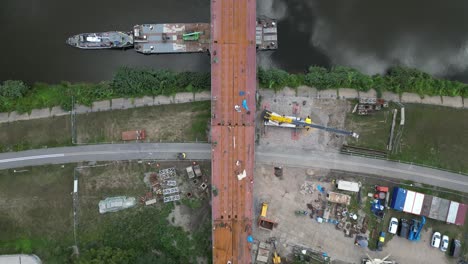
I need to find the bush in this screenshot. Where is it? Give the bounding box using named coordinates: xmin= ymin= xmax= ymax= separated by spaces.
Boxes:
xmin=0 ymin=80 xmax=29 ymax=99
xmin=0 ymin=67 xmax=211 ymax=113
xmin=260 ymin=65 xmax=468 ymax=97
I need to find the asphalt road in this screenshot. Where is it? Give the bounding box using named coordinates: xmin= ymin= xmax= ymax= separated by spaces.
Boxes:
xmin=0 ymin=143 xmax=466 ymax=192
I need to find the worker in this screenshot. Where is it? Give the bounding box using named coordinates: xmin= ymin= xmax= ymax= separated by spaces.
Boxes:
xmin=305 ymin=115 xmax=312 ymax=124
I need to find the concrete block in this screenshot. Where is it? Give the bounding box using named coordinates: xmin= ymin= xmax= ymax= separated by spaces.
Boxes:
xmin=421 ymin=95 xmax=442 ymax=106
xmin=401 ymin=92 xmax=422 ymax=104
xmin=441 ymin=96 xmax=463 ymax=108
xmin=75 ymin=104 xmax=92 ymax=114
xmin=30 ymin=108 xmax=51 ymax=119
xmin=279 ymin=87 xmax=296 ymax=97
xmin=194 ymin=91 xmax=211 ymax=101
xmin=358 ymin=89 xmax=377 ymax=98
xmin=133 ymin=96 xmax=154 ymax=107
xmin=154 ymin=95 xmax=172 ymax=105
xmin=174 ymin=92 xmax=194 ymax=103
xmin=258 ymin=88 xmax=275 ymax=98
xmin=121 ymin=98 xmax=133 ymax=109
xmin=382 ymin=92 xmax=400 ymax=102
xmin=296 ymin=86 xmax=318 ymax=98
xmin=92 ymin=100 xmax=110 ymax=111
xmin=8 ymin=111 xmax=29 ymax=122
xmin=50 ymin=106 xmax=68 ymax=116
xmin=317 ymin=89 xmax=338 ymax=99
xmin=338 ymin=88 xmax=358 ymax=99
xmin=0 ymin=112 xmax=9 ymax=123
xmin=111 ymin=98 xmax=124 ymax=109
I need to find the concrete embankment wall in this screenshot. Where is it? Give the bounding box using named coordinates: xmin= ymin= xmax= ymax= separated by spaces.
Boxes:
xmin=0 ymin=91 xmax=211 ymax=124
xmin=0 ymin=88 xmax=466 ymax=123
xmin=265 ymin=86 xmax=466 ymax=109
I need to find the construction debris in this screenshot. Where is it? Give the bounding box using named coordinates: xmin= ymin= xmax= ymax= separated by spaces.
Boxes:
xmin=300 ymin=181 xmax=315 ymax=195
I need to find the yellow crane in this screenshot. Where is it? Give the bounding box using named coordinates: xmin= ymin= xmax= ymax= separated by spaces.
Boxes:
xmin=262 ymin=109 xmax=359 ymax=138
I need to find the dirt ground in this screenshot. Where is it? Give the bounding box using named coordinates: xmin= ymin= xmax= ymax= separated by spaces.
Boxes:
xmin=252 ymin=164 xmax=456 ymax=264
xmin=258 ymin=90 xmax=349 ymax=151
xmin=76 ymin=102 xmax=210 ymax=144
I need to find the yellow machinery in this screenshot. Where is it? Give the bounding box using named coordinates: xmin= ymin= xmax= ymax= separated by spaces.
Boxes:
xmin=262 ymin=109 xmax=359 ymax=138
xmin=260 ymin=202 xmax=268 ymax=217
xmin=272 ymin=251 xmax=281 ymax=264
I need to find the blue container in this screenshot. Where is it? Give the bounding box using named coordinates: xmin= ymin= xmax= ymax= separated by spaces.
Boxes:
xmin=390 ymin=187 xmax=407 ymax=211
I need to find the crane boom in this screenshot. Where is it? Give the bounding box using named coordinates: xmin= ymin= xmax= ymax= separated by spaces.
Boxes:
xmin=262 ymin=110 xmax=359 ymax=138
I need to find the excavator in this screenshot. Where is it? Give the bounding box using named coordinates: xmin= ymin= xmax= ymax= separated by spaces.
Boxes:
xmin=262 ymin=109 xmax=359 ymax=138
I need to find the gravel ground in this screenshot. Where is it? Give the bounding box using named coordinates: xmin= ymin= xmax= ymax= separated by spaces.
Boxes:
xmin=257 ymin=89 xmax=350 ymax=151
xmin=252 ymin=164 xmax=455 ymax=264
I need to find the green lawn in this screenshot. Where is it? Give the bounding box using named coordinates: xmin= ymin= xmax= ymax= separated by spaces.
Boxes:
xmin=0 ymin=165 xmax=75 ymax=263
xmin=0 ymin=101 xmax=211 ymax=153
xmin=75 ymin=101 xmax=211 ymax=143
xmin=0 ymin=162 xmax=213 ymax=263
xmin=346 ymin=103 xmax=468 ymax=173
xmin=0 ymin=115 xmax=72 ymax=152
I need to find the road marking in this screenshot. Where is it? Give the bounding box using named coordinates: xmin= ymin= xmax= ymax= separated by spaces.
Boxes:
xmin=0 ymin=154 xmax=65 ymax=163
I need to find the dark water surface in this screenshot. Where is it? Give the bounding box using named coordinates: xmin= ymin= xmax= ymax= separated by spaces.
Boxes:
xmin=2 ymin=0 xmax=468 ymax=83
xmin=0 ymin=0 xmax=210 ymax=83
xmin=261 ymin=0 xmax=468 ymax=81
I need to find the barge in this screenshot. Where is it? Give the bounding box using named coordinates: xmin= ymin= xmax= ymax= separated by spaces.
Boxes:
xmin=66 ymin=18 xmax=278 ymax=54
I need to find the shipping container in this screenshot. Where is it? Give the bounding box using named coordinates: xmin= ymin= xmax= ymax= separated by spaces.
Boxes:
xmin=403 ymin=191 xmax=416 ymax=213
xmin=390 ymin=187 xmax=407 ymax=211
xmin=420 ymin=195 xmax=433 ymax=217
xmin=455 ymin=203 xmax=467 ymax=226
xmin=447 ymin=202 xmax=459 ymax=224
xmin=411 ymin=193 xmax=425 ymax=215
xmin=429 ymin=197 xmax=450 ymax=222
xmin=337 ymin=180 xmax=360 ymax=192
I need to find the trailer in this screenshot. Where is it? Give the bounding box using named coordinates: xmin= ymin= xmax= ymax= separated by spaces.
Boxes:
xmin=337 ymin=180 xmax=360 ymax=192
xmin=121 ymin=130 xmax=146 ymax=141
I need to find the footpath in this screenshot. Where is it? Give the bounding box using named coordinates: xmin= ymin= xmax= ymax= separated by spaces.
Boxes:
xmin=0 ymin=87 xmax=466 ymax=123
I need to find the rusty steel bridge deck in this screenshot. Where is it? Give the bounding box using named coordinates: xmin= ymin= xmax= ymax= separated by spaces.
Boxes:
xmin=210 ymin=0 xmax=256 ymax=263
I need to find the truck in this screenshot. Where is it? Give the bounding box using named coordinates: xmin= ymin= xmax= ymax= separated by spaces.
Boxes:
xmin=121 ymin=130 xmax=146 ymax=141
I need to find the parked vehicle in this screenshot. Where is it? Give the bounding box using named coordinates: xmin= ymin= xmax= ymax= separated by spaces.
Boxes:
xmin=431 ymin=232 xmax=441 ymax=248
xmin=399 ymin=218 xmax=409 ymax=238
xmin=440 ymin=235 xmax=449 ymax=252
xmin=450 ymin=239 xmax=462 ymax=257
xmin=388 ymin=217 xmax=399 ymax=234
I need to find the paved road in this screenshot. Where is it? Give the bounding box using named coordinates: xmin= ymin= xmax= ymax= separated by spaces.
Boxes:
xmin=0 ymin=143 xmax=466 ymax=192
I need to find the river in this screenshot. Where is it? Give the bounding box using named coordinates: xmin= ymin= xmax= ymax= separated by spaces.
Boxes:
xmin=1 ymin=0 xmax=468 ymax=83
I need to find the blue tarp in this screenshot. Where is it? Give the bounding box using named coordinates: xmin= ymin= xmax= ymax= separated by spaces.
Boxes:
xmin=242 ymin=99 xmax=249 ymax=111
xmin=390 ymin=187 xmax=407 ymax=211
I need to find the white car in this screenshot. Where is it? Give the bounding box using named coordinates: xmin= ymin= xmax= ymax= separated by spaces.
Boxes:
xmin=431 ymin=232 xmax=441 ymax=248
xmin=388 ymin=217 xmax=398 ymax=234
xmin=440 ymin=235 xmax=449 ymax=252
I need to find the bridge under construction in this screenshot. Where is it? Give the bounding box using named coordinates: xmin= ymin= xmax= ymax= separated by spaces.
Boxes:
xmin=210 ymin=0 xmax=257 ymax=263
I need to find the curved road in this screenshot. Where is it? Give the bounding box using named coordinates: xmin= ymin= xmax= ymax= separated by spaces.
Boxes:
xmin=0 ymin=143 xmax=466 ymax=193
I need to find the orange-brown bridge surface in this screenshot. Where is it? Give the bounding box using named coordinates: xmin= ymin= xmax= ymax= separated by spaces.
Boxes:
xmin=210 ymin=0 xmax=256 ymax=263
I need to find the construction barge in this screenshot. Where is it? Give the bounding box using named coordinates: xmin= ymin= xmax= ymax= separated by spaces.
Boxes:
xmin=66 ymin=19 xmax=277 ymax=54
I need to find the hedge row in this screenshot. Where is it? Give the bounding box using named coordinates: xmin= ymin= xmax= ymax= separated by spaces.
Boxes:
xmin=1 ymin=65 xmax=467 ymax=114
xmin=258 ymin=66 xmax=468 ymax=97
xmin=0 ymin=67 xmax=211 ymax=113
